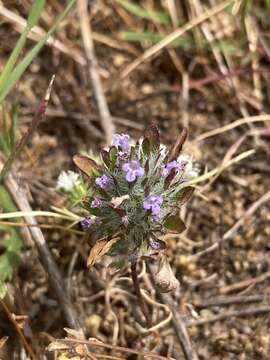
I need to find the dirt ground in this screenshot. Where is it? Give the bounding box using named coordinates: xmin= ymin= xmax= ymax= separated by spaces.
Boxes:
xmin=1 ymin=1 xmax=270 ymax=359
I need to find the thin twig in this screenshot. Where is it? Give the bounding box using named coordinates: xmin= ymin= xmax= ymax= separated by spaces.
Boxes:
xmin=194 ymin=294 xmax=270 ymax=309
xmin=4 ymin=171 xmax=83 ymax=333
xmin=220 ymin=271 xmax=270 ymax=295
xmin=77 ymin=0 xmax=114 ymax=146
xmin=187 ymin=306 xmax=270 ymax=327
xmin=148 ymin=263 xmax=199 ymax=360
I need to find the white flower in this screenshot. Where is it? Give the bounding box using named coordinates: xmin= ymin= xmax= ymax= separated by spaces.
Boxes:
xmin=178 ymin=153 xmax=200 ymax=178
xmin=56 ymin=171 xmax=80 ymax=191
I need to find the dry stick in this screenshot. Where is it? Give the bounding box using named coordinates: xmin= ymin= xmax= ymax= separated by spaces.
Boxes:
xmin=187 ymin=305 xmax=270 ymax=327
xmin=0 ymin=76 xmax=54 ymax=181
xmin=0 ymin=300 xmax=36 ymax=359
xmin=130 ymin=261 xmax=151 ymax=327
xmin=120 ymin=0 xmax=235 ymax=79
xmin=147 ymin=264 xmax=198 ymax=360
xmin=193 ymin=190 xmax=270 ymax=259
xmin=220 ymin=271 xmax=270 ymax=295
xmin=77 ymin=0 xmax=114 ymax=146
xmin=194 ymin=294 xmax=270 ymax=309
xmin=4 ymin=172 xmax=83 ymax=333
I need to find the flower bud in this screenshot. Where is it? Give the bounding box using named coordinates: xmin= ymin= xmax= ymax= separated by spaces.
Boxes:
xmin=154 ymin=255 xmax=179 ymax=293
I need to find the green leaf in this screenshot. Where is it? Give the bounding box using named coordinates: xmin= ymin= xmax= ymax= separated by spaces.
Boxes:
xmin=27 ymin=0 xmax=46 ymax=27
xmin=164 ymin=215 xmax=186 ymax=234
xmin=73 ymin=154 xmax=100 ymax=177
xmin=109 ymin=146 xmax=118 ymax=169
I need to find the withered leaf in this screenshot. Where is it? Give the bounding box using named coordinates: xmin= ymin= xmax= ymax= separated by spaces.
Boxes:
xmin=144 ymin=122 xmax=160 ymax=152
xmin=73 ymin=154 xmax=99 ymax=177
xmin=164 ymin=215 xmax=186 ymax=234
xmin=177 ymin=186 xmax=195 ymax=206
xmin=167 ymin=128 xmax=188 ymax=162
xmin=87 ymin=237 xmax=120 ymax=267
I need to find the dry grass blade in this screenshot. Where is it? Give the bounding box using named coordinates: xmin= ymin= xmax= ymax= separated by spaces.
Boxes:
xmin=4 ymin=171 xmax=84 ymax=333
xmin=120 ymin=0 xmax=235 ymax=78
xmin=194 ymin=114 xmax=270 ymax=142
xmin=77 ymin=0 xmax=115 ymax=145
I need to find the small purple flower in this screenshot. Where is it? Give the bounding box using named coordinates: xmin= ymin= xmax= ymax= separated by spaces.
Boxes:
xmin=91 ymin=197 xmax=102 ymax=208
xmin=149 ymin=238 xmax=162 ymax=250
xmin=143 ymin=194 xmax=163 ymax=221
xmin=112 ymin=133 xmax=130 ymax=153
xmin=161 ymin=160 xmax=182 ymax=177
xmin=81 ymin=217 xmax=95 ymax=230
xmin=122 ymin=160 xmax=144 ymax=182
xmin=95 ymin=175 xmax=109 ymax=189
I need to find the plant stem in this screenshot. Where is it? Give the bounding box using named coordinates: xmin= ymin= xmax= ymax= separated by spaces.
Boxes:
xmin=130 ymin=260 xmax=151 ymax=327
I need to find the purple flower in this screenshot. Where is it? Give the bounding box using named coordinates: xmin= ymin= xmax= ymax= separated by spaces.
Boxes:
xmin=161 ymin=160 xmax=182 ymax=177
xmin=81 ymin=217 xmax=95 ymax=230
xmin=112 ymin=133 xmax=130 ymax=153
xmin=122 ymin=160 xmax=144 ymax=182
xmin=91 ymin=197 xmax=102 ymax=208
xmin=143 ymin=194 xmax=163 ymax=221
xmin=95 ymin=175 xmax=109 ymax=189
xmin=149 ymin=238 xmax=162 ymax=250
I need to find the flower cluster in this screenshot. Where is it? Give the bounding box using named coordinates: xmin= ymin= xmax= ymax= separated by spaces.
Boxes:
xmin=72 ymin=124 xmax=198 ymax=270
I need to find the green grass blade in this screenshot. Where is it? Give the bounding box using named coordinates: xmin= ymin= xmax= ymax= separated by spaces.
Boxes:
xmin=0 ymin=0 xmax=75 ymax=104
xmin=120 ymin=31 xmax=193 ymax=49
xmin=0 ymin=0 xmax=45 ymax=94
xmin=0 ymin=29 xmax=29 ymax=93
xmin=0 ymin=185 xmax=22 ymax=299
xmin=27 ymin=0 xmax=45 ymax=27
xmin=115 ymin=0 xmax=170 ymax=24
xmin=9 ymin=105 xmax=18 ymax=151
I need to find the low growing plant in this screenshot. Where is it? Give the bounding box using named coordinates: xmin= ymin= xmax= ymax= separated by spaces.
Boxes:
xmin=58 ymin=124 xmax=199 ymax=294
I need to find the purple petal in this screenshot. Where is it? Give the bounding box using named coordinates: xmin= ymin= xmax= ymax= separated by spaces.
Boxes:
xmin=143 ymin=200 xmax=151 ymax=210
xmin=136 ymin=167 xmax=145 ymax=177
xmin=126 ymin=171 xmax=136 ymax=182
xmin=122 ymin=163 xmax=130 ymax=172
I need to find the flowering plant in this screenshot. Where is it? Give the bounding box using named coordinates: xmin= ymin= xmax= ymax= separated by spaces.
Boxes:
xmin=70 ymin=124 xmax=198 ymax=291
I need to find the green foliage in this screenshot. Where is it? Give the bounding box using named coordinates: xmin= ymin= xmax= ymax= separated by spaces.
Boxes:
xmin=0 ymin=186 xmax=22 ymax=298
xmin=120 ymin=31 xmax=193 ymax=49
xmin=0 ymin=105 xmax=18 ymax=155
xmin=0 ymin=0 xmax=75 ymax=104
xmin=0 ymin=0 xmax=45 ymax=100
xmin=115 ymin=0 xmax=170 ymax=24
